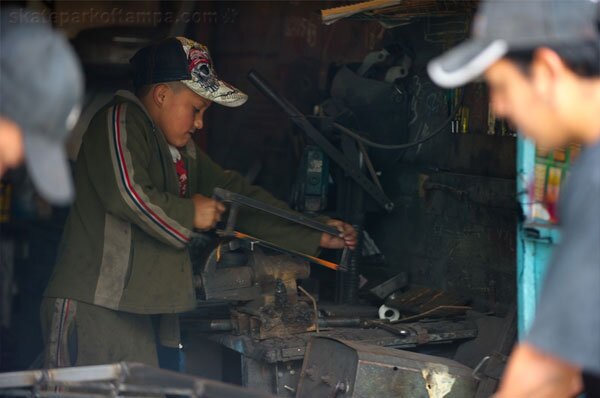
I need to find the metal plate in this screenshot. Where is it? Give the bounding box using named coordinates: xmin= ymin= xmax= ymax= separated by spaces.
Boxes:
xmin=296 ymin=337 xmax=477 ymax=398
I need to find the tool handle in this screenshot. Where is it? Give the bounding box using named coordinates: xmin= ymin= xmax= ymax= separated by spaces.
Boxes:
xmin=223 ymin=203 xmax=239 ymax=237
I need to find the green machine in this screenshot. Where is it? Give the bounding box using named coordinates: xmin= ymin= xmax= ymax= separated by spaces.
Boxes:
xmin=292 ymin=145 xmax=330 ymax=213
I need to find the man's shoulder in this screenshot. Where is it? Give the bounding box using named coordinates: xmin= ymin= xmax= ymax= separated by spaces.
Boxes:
xmin=559 ymin=140 xmax=600 ymax=222
xmin=572 ymin=141 xmax=600 ymax=183
xmin=567 ymin=141 xmax=600 ymax=191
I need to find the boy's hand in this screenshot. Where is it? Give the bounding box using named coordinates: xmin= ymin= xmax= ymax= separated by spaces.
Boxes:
xmin=320 ymin=220 xmax=358 ymax=250
xmin=192 ymin=194 xmax=226 ymax=231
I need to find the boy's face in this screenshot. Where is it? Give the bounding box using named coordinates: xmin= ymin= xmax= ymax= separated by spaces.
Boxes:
xmin=485 ymin=59 xmax=568 ymax=149
xmin=155 ymin=85 xmax=211 ymax=148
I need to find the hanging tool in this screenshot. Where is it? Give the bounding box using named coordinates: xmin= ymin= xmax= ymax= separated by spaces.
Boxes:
xmin=247 ymin=70 xmax=394 ymax=212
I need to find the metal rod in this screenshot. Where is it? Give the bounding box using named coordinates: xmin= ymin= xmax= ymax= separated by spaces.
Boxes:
xmin=232 ymin=231 xmax=347 ymax=272
xmin=318 ymin=318 xmax=363 ymax=328
xmin=298 ymin=286 xmax=320 ymax=334
xmin=357 ymin=140 xmax=384 ymax=194
xmin=184 ymin=317 xmax=365 ymax=332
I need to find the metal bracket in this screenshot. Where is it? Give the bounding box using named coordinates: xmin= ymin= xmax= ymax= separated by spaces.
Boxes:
xmin=472 ymin=356 xmax=491 ymax=381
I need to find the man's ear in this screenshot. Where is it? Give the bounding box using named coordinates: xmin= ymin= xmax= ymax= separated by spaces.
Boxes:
xmin=151 ymin=84 xmax=170 ymax=108
xmin=531 ymin=48 xmax=568 ymax=105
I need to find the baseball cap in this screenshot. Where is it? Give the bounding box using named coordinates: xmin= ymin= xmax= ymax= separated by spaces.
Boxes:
xmin=130 ymin=37 xmax=248 ymax=107
xmin=428 ymin=0 xmax=600 ymax=88
xmin=0 ymin=8 xmax=84 ymax=205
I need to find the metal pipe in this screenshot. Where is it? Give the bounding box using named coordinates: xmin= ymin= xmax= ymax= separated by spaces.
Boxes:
xmin=318 ymin=318 xmax=363 ymax=328
xmin=183 ymin=317 xmax=368 ymax=332
xmin=298 ymin=286 xmax=320 ymax=333
xmin=181 ymin=319 xmax=234 ymax=332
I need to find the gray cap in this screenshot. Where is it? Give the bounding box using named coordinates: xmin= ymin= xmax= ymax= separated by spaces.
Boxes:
xmin=428 ymin=0 xmax=600 ymax=88
xmin=0 ymin=9 xmax=84 ymax=205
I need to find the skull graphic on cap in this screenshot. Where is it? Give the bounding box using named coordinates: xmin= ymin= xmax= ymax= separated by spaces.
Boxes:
xmin=176 ymin=37 xmax=248 ymax=107
xmin=179 ymin=38 xmax=219 ymax=93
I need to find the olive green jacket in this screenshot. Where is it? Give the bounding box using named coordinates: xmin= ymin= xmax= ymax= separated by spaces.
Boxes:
xmin=44 ymin=90 xmax=322 ymax=314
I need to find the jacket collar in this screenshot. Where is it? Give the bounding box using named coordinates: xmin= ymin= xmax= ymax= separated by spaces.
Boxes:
xmin=114 ymin=90 xmax=196 ymax=160
xmin=115 ymin=90 xmax=154 ymax=122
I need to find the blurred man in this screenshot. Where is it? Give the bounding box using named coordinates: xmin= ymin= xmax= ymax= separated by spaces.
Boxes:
xmin=428 ymin=0 xmax=600 ymax=396
xmin=0 ymin=8 xmax=83 ymax=205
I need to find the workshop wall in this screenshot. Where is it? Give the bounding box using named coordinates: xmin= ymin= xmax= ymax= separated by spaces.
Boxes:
xmin=204 ymin=1 xmax=385 ymax=199
xmin=203 ymin=1 xmax=516 ymax=311
xmin=22 ymin=3 xmax=517 ymax=311
xmin=0 ymin=0 xmax=517 ymax=372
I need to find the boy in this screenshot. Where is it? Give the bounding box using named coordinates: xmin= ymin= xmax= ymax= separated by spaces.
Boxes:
xmin=428 ymin=0 xmax=600 ymax=396
xmin=41 ymin=37 xmax=356 ymax=367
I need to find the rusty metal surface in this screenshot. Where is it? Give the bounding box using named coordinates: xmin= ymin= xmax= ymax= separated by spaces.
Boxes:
xmin=198 ymin=245 xmax=317 ymax=339
xmin=296 ymin=337 xmax=476 ymax=398
xmin=250 ymin=249 xmax=310 ymax=283
xmin=393 ymin=305 xmax=472 ymax=323
xmin=206 ymin=319 xmax=477 ymax=364
xmin=182 ymin=311 xmax=479 ymax=396
xmin=386 ymin=286 xmax=469 ymax=315
xmin=317 ymin=304 xmax=379 ymax=319
xmin=241 ymin=356 xmax=303 ymax=397
xmin=199 ymin=246 xmax=309 ymax=301
xmin=238 ymin=254 xmax=315 ymax=339
xmin=232 ymin=299 xmax=317 ymax=340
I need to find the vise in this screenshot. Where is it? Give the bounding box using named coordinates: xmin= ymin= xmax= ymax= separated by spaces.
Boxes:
xmin=196 ymin=241 xmax=317 ymax=340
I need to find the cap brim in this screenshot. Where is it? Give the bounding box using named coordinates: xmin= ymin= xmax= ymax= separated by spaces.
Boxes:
xmin=24 ymin=132 xmax=74 ymax=205
xmin=182 ymin=79 xmax=248 ymax=108
xmin=427 ymin=39 xmax=509 ymax=88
